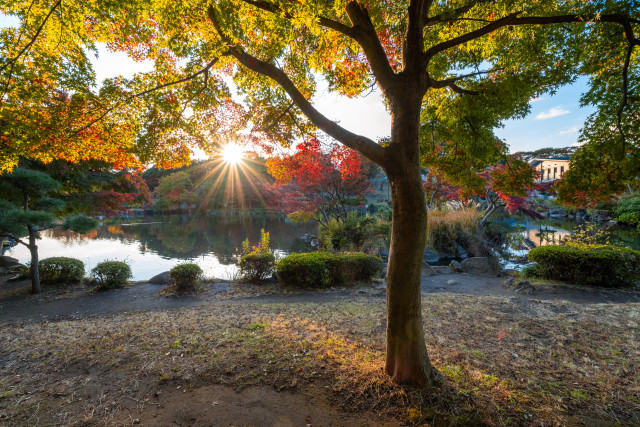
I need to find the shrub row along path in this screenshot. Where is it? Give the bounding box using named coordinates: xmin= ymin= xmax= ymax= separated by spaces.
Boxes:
xmin=1 ymin=269 xmax=639 ymax=325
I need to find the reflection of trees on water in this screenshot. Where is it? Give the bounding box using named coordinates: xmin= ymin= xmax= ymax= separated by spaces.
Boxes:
xmin=46 ymin=214 xmax=319 ymax=264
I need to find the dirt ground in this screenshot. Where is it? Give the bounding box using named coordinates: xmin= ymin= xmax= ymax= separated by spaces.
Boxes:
xmin=1 ymin=271 xmax=640 ymax=426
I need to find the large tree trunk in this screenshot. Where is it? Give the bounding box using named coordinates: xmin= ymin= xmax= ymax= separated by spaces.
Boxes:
xmin=27 ymin=226 xmax=41 ymax=294
xmin=384 ymin=91 xmax=438 ymax=386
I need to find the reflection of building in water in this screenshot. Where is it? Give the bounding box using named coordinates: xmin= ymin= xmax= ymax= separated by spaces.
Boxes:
xmin=530 ymin=157 xmax=571 ymax=182
xmin=522 ymin=222 xmax=571 ymax=247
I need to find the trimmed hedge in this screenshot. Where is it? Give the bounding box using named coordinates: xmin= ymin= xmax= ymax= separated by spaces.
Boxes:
xmin=528 ymin=244 xmax=640 ymax=287
xmin=276 ymin=252 xmax=382 ymax=288
xmin=39 ymin=257 xmax=85 ymax=286
xmin=170 ymin=263 xmax=203 ymax=291
xmin=239 ymin=252 xmax=275 ymax=283
xmin=91 ymin=261 xmax=132 ymax=289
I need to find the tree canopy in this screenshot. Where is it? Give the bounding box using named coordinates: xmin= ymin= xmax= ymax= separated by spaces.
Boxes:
xmin=1 ymin=0 xmax=638 ymax=385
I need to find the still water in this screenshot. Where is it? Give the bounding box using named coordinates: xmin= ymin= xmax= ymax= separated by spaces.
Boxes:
xmin=6 ymin=215 xmax=319 ymax=280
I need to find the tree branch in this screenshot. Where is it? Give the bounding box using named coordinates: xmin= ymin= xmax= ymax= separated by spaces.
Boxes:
xmin=425 ymin=12 xmax=640 ymax=61
xmin=75 ymin=58 xmax=219 ymax=134
xmin=208 ymin=5 xmax=387 ymax=166
xmin=0 ymin=0 xmax=62 ymax=73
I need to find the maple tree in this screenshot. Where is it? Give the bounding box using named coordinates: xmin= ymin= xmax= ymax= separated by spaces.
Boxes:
xmin=2 ymin=0 xmax=638 ymax=386
xmin=266 ymin=138 xmax=370 ymax=227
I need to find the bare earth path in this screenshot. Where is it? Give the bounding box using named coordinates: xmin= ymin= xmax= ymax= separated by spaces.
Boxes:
xmin=2 ymin=269 xmax=640 ymax=325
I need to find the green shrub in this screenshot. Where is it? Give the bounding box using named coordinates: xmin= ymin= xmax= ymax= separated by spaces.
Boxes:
xmin=276 ymin=252 xmax=382 ymax=288
xmin=169 ymin=263 xmax=203 ymax=291
xmin=91 ymin=261 xmax=132 ymax=289
xmin=319 ymin=214 xmax=390 ymax=254
xmin=519 ymin=263 xmax=541 ymax=279
xmin=39 ymin=257 xmax=85 ymax=286
xmin=614 ymin=196 xmax=640 ymax=226
xmin=239 ymin=252 xmax=275 ymax=283
xmin=528 ymin=244 xmax=640 ymax=287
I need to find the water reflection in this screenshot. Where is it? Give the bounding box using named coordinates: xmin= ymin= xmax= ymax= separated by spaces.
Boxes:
xmin=7 ymin=214 xmax=318 ymax=280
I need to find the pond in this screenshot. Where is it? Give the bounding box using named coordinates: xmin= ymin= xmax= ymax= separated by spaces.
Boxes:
xmin=4 ymin=214 xmax=319 ymax=280
xmin=499 ymin=214 xmax=640 ymax=267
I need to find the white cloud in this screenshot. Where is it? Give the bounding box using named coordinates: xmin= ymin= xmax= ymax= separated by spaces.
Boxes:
xmin=529 ymin=96 xmax=544 ymax=103
xmin=558 ymin=126 xmax=580 ymax=135
xmin=535 ymin=106 xmax=571 ymax=120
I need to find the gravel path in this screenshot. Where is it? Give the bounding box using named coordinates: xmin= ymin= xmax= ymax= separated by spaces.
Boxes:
xmin=2 ymin=268 xmax=639 ymax=325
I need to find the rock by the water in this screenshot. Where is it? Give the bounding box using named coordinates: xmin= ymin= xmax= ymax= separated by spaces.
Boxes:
xmin=148 ymin=271 xmax=171 ymax=285
xmin=461 ymin=257 xmax=497 ymax=277
xmin=456 ymin=244 xmax=468 ymax=260
xmin=423 ymin=249 xmax=439 ymax=265
xmin=0 ymin=256 xmax=20 ymax=267
xmin=422 ymin=264 xmax=437 ymax=276
xmin=432 ymin=265 xmax=454 ymax=275
xmin=449 ymin=260 xmax=463 ymax=272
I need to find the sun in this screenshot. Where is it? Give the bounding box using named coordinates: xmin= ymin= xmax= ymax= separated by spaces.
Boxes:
xmin=220 ymin=143 xmax=244 ymax=165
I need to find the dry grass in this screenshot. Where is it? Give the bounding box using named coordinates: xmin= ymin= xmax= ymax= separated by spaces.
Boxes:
xmin=427 ymin=208 xmax=481 ymax=254
xmin=1 ymin=294 xmax=639 ymax=426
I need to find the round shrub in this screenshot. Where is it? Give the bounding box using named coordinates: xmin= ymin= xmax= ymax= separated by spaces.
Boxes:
xmin=239 ymin=252 xmax=275 ymax=283
xmin=528 ymin=244 xmax=640 ymax=287
xmin=91 ymin=261 xmax=132 ymax=289
xmin=169 ymin=263 xmax=203 ymax=291
xmin=39 ymin=257 xmax=85 ymax=287
xmin=276 ymin=252 xmax=383 ymax=288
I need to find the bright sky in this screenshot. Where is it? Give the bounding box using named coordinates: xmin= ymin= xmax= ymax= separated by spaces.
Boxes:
xmin=2 ymin=13 xmax=593 ymax=154
xmin=91 ymin=48 xmax=593 ymax=154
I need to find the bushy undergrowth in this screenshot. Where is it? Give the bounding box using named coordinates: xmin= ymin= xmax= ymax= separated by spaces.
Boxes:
xmin=240 ymin=253 xmax=275 ymax=283
xmin=276 ymin=252 xmax=382 ymax=288
xmin=38 ymin=257 xmax=85 ymax=287
xmin=614 ymin=196 xmax=640 ymax=226
xmin=319 ymin=214 xmax=390 ymax=255
xmin=528 ymin=244 xmax=640 ymax=287
xmin=239 ymin=229 xmax=274 ymax=283
xmin=91 ymin=261 xmax=132 ymax=289
xmin=169 ymin=263 xmax=203 ymax=291
xmin=427 ymin=208 xmax=482 ymax=255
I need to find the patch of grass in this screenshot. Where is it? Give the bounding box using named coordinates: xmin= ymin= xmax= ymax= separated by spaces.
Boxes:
xmin=0 ymin=295 xmax=639 ymax=426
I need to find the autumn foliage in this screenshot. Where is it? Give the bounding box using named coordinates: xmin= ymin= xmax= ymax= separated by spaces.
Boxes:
xmin=266 ymin=138 xmax=370 ymax=226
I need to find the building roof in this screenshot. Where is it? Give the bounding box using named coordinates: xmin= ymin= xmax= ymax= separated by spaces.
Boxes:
xmin=530 ymin=157 xmax=571 ymax=167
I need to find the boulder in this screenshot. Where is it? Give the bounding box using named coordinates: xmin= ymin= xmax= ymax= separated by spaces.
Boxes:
xmin=456 ymin=244 xmax=468 ymax=260
xmin=432 ymin=265 xmax=454 ymax=275
xmin=0 ymin=256 xmax=20 ymax=268
xmin=460 ymin=257 xmax=497 ymax=277
xmin=449 ymin=260 xmax=463 ymax=273
xmin=422 ymin=264 xmax=437 ymax=276
xmin=446 ymin=279 xmax=457 ymax=286
xmin=423 ymin=249 xmax=439 ymax=265
xmin=148 ymin=271 xmax=171 ymax=285
xmin=502 ymin=278 xmax=535 ymax=294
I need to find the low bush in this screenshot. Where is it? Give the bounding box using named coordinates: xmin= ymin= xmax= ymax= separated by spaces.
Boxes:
xmin=427 ymin=208 xmax=481 ymax=255
xmin=528 ymin=244 xmax=640 ymax=287
xmin=39 ymin=257 xmax=85 ymax=286
xmin=614 ymin=196 xmax=640 ymax=226
xmin=239 ymin=252 xmax=275 ymax=283
xmin=169 ymin=263 xmax=203 ymax=291
xmin=319 ymin=214 xmax=390 ymax=254
xmin=519 ymin=263 xmax=541 ymax=279
xmin=276 ymin=252 xmax=382 ymax=288
xmin=91 ymin=261 xmax=132 ymax=289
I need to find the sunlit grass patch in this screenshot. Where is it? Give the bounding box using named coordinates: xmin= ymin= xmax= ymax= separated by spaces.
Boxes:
xmin=0 ymin=295 xmax=639 ymax=425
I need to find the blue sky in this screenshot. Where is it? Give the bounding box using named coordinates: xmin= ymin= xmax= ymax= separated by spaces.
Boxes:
xmin=3 ymin=13 xmax=592 ymax=154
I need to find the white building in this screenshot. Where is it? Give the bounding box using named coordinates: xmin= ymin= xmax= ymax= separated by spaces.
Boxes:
xmin=530 ymin=157 xmax=571 ymax=182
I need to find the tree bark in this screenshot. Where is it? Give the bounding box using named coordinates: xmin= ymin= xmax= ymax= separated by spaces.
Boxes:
xmin=383 ymin=90 xmax=438 ymax=386
xmin=27 ymin=225 xmax=41 ymax=294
